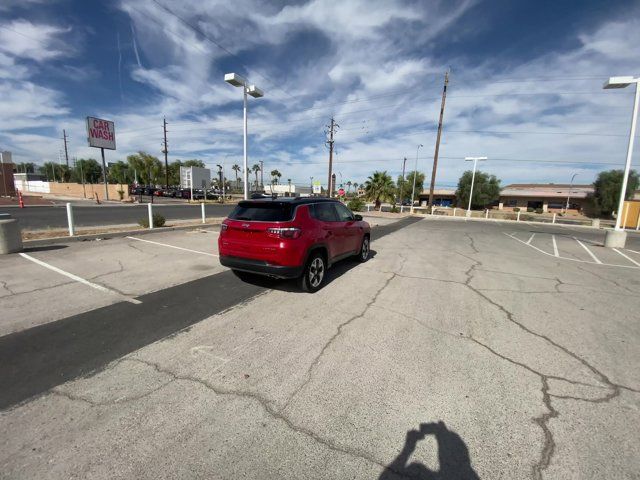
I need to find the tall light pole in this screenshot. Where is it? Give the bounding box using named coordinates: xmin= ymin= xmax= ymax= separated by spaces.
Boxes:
xmin=410 ymin=144 xmax=423 ymax=213
xmin=399 ymin=157 xmax=407 ymax=207
xmin=603 ymin=76 xmax=640 ymax=247
xmin=464 ymin=156 xmax=488 ymax=217
xmin=224 ymin=73 xmax=264 ymax=200
xmin=565 ymin=173 xmax=578 ymax=212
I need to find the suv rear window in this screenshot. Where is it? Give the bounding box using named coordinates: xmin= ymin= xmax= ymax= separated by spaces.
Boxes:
xmin=228 ymin=202 xmax=294 ymax=221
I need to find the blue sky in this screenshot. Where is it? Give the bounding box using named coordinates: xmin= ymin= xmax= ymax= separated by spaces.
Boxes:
xmin=0 ymin=0 xmax=639 ymax=189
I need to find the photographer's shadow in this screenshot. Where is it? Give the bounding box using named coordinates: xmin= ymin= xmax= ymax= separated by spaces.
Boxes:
xmin=379 ymin=421 xmax=480 ymax=480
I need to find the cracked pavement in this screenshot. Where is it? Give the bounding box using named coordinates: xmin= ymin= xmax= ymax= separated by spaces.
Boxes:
xmin=1 ymin=218 xmax=639 ymax=479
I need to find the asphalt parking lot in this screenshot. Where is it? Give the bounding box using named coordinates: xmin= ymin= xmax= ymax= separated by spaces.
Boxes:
xmin=1 ymin=217 xmax=639 ymax=479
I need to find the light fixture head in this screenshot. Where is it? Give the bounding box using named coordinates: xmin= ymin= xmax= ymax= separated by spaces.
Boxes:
xmin=247 ymin=85 xmax=264 ymax=98
xmin=603 ymin=76 xmax=635 ymax=89
xmin=224 ymin=73 xmax=247 ymax=87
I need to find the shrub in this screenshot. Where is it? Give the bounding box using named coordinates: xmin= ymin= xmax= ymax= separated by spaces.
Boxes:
xmin=513 ymin=207 xmax=520 ymax=212
xmin=527 ymin=207 xmax=534 ymax=213
xmin=535 ymin=208 xmax=543 ymax=214
xmin=347 ymin=197 xmax=365 ymax=212
xmin=138 ymin=213 xmax=166 ymax=228
xmin=390 ymin=204 xmax=399 ymax=213
xmin=117 ymin=189 xmax=125 ymax=200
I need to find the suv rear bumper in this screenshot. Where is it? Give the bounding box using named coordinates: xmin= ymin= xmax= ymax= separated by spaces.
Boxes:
xmin=220 ymin=255 xmax=303 ymax=279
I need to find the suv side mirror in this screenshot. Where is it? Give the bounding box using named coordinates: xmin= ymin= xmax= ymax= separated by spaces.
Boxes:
xmin=354 ymin=214 xmax=363 ymax=221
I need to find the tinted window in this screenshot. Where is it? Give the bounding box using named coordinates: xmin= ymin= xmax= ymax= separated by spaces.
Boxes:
xmin=335 ymin=203 xmax=355 ymax=221
xmin=310 ymin=203 xmax=339 ymax=222
xmin=229 ymin=202 xmax=294 ymax=221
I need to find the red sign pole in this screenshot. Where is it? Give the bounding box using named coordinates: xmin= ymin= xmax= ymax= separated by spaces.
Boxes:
xmin=18 ymin=190 xmax=24 ymax=208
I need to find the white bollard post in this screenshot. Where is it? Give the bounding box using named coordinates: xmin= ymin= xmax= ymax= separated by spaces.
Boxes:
xmin=453 ymin=207 xmax=456 ymax=217
xmin=552 ymin=213 xmax=556 ymax=224
xmin=367 ymin=204 xmax=371 ymax=212
xmin=201 ymin=202 xmax=206 ymax=224
xmin=66 ymin=202 xmax=75 ymax=236
xmin=485 ymin=209 xmax=489 ymax=219
xmin=517 ymin=210 xmax=521 ymax=222
xmin=431 ymin=205 xmax=435 ymax=215
xmin=400 ymin=205 xmax=404 ymax=213
xmin=148 ymin=203 xmax=153 ymax=229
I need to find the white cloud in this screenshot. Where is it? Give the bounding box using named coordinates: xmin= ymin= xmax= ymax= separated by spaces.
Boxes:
xmin=0 ymin=20 xmax=71 ymax=62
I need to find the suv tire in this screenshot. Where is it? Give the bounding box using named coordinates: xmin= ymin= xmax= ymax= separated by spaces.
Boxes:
xmin=355 ymin=235 xmax=370 ymax=263
xmin=300 ymin=251 xmax=326 ymax=292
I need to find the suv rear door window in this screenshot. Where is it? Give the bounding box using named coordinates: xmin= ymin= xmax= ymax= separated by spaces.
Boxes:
xmin=310 ymin=203 xmax=339 ymax=222
xmin=229 ymin=202 xmax=294 ymax=221
xmin=335 ymin=203 xmax=355 ymax=221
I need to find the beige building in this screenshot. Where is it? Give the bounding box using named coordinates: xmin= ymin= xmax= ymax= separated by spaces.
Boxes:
xmin=498 ymin=184 xmax=594 ymax=213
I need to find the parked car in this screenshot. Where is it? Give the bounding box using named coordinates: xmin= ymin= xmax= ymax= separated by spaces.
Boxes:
xmin=153 ymin=189 xmax=164 ymax=196
xmin=218 ymin=198 xmax=371 ymax=292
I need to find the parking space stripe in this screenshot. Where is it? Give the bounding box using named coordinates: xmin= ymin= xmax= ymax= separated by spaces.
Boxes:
xmin=126 ymin=236 xmax=219 ymax=257
xmin=526 ymin=233 xmax=535 ymax=245
xmin=613 ymin=248 xmax=640 ymax=267
xmin=573 ymin=237 xmax=602 ymax=264
xmin=19 ymin=253 xmax=142 ymax=304
xmin=552 ymin=235 xmax=559 ymax=257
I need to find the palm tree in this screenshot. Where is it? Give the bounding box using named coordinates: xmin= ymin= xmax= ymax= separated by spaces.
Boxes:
xmin=353 ymin=182 xmax=359 ymax=195
xmin=251 ymin=164 xmax=261 ymax=190
xmin=232 ymin=164 xmax=241 ymax=191
xmin=364 ymin=171 xmax=395 ymax=210
xmin=346 ymin=180 xmax=352 ymax=193
xmin=270 ymin=169 xmax=281 ymax=185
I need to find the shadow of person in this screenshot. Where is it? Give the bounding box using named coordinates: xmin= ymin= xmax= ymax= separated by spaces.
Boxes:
xmin=379 ymin=421 xmax=480 ymax=480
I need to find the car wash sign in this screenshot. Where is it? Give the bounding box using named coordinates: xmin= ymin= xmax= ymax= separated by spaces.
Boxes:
xmin=86 ymin=117 xmax=116 ymax=150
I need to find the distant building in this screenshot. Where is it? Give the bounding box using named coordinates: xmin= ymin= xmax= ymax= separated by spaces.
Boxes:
xmin=418 ymin=189 xmax=456 ymax=207
xmin=498 ymin=184 xmax=594 ymax=213
xmin=263 ymin=184 xmax=313 ymax=197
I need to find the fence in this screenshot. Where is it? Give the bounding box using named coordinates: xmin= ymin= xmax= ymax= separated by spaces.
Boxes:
xmin=14 ymin=180 xmax=130 ymax=201
xmin=364 ymin=204 xmax=612 ymax=228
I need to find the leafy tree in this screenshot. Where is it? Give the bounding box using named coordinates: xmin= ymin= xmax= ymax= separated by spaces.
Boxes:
xmin=182 ymin=159 xmax=205 ymax=168
xmin=166 ymin=160 xmax=183 ymax=186
xmin=38 ymin=162 xmax=71 ymax=182
xmin=591 ymin=169 xmax=640 ymax=218
xmin=251 ymin=163 xmax=261 ymax=189
xmin=364 ymin=170 xmax=395 ymax=210
xmin=232 ymin=164 xmax=241 ymax=191
xmin=71 ymin=158 xmax=102 ymax=183
xmin=108 ymin=160 xmax=132 ymax=187
xmin=455 ymin=170 xmax=501 ymax=209
xmin=127 ymin=151 xmax=164 ymax=185
xmin=397 ymin=171 xmax=425 ymax=202
xmin=14 ymin=162 xmax=36 ymax=173
xmin=270 ymin=169 xmax=281 ymax=185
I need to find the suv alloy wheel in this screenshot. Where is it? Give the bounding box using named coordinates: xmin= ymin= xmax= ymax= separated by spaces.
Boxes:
xmin=300 ymin=252 xmax=326 ymax=292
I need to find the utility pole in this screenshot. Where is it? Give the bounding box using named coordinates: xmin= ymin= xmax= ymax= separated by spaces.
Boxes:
xmin=399 ymin=157 xmax=407 ymax=206
xmin=162 ymin=117 xmax=169 ymax=189
xmin=428 ymin=70 xmax=449 ymax=207
xmin=326 ymin=117 xmax=338 ymax=197
xmin=63 ymin=129 xmax=70 ymax=168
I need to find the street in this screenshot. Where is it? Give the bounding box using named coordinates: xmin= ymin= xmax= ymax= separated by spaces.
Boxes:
xmin=0 ymin=218 xmax=638 ymax=479
xmin=1 ymin=203 xmax=235 ymax=230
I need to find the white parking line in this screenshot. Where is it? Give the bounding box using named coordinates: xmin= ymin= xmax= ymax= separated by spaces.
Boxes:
xmin=626 ymin=248 xmax=640 ymax=256
xmin=552 ymin=235 xmax=559 ymax=257
xmin=126 ymin=236 xmax=219 ymax=257
xmin=573 ymin=237 xmax=602 ymax=264
xmin=503 ymin=233 xmax=639 ymax=269
xmin=526 ymin=233 xmax=536 ymax=245
xmin=19 ymin=253 xmax=142 ymax=304
xmin=613 ymin=249 xmax=640 ymax=267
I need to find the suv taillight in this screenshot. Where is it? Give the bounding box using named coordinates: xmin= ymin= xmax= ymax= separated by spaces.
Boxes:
xmin=221 ymin=223 xmax=228 ymax=232
xmin=267 ymin=227 xmax=301 ymax=239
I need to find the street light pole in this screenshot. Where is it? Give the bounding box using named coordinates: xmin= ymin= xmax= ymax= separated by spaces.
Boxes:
xmin=464 ymin=156 xmax=488 ymax=217
xmin=565 ymin=173 xmax=578 ymax=212
xmin=410 ymin=145 xmax=423 ymax=214
xmin=399 ymin=157 xmax=407 ymax=207
xmin=602 ymin=76 xmax=640 ymax=247
xmin=224 ymin=73 xmax=264 ymax=200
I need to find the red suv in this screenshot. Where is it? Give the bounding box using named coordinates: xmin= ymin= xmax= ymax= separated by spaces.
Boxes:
xmin=218 ymin=198 xmax=371 ymax=292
